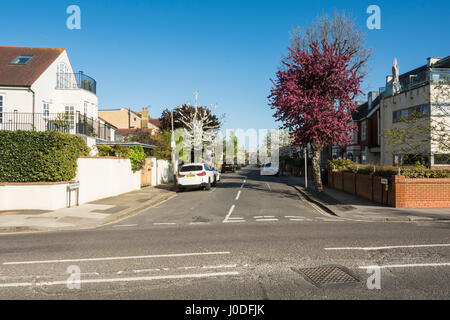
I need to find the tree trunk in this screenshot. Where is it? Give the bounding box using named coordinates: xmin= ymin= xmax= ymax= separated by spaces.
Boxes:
xmin=312 ymin=148 xmax=323 ymax=193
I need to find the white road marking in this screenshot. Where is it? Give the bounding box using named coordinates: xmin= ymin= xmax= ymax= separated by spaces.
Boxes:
xmin=235 ymin=190 xmax=241 ymax=201
xmin=228 ymin=217 xmax=244 ymax=220
xmin=113 ymin=224 xmax=138 ymax=228
xmin=0 ymin=272 xmax=240 ymax=288
xmin=265 ymin=183 xmax=271 ymax=191
xmin=325 ymin=243 xmax=450 ymax=251
xmin=289 ymin=219 xmax=307 ymax=221
xmin=189 ymin=222 xmax=210 ymax=225
xmin=254 ymin=216 xmax=275 ymax=219
xmin=240 ymin=183 xmax=244 ymax=189
xmin=3 ymin=251 xmax=231 ymax=265
xmin=223 ymin=205 xmax=236 ymax=223
xmin=202 ymin=264 xmax=238 ymax=269
xmin=153 ymin=223 xmax=177 ymax=225
xmin=359 ymin=262 xmax=450 ymax=269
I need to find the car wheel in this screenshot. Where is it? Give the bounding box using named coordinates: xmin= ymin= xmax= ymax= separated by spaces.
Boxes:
xmin=205 ymin=179 xmax=211 ymax=191
xmin=177 ymin=186 xmax=184 ymax=192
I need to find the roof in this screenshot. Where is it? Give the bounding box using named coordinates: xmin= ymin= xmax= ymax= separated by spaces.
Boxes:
xmin=98 ymin=116 xmax=118 ymax=129
xmin=352 ymin=94 xmax=381 ymax=121
xmin=115 ymin=128 xmax=156 ymax=136
xmin=0 ymin=46 xmax=65 ymax=87
xmin=96 ymin=141 xmax=155 ymax=150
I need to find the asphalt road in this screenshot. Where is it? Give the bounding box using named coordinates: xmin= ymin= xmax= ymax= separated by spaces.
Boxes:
xmin=0 ymin=167 xmax=449 ymax=299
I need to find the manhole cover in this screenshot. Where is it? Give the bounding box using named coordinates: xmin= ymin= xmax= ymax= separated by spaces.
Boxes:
xmin=294 ymin=266 xmax=359 ymax=287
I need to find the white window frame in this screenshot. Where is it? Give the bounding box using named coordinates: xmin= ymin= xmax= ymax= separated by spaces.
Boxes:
xmin=0 ymin=94 xmax=4 ymax=126
xmin=361 ymin=121 xmax=367 ymax=141
xmin=65 ymin=106 xmax=75 ymax=130
xmin=43 ymin=103 xmax=50 ymax=118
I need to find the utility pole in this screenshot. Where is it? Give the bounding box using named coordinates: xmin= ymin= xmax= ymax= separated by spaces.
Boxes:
xmin=171 ymin=109 xmax=176 ymax=187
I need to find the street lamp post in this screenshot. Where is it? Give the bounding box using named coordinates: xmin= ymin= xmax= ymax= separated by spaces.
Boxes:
xmin=171 ymin=109 xmax=177 ymax=187
xmin=304 ymin=147 xmax=308 ymax=190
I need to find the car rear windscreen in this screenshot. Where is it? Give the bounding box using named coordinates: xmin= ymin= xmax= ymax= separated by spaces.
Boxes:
xmin=180 ymin=165 xmax=203 ymax=172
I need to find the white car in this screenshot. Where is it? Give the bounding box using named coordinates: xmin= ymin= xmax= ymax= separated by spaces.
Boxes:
xmin=177 ymin=163 xmax=218 ymax=191
xmin=260 ymin=162 xmax=279 ymax=176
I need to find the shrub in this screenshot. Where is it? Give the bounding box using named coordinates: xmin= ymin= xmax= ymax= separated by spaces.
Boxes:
xmin=0 ymin=131 xmax=89 ymax=182
xmin=95 ymin=144 xmax=146 ymax=172
xmin=327 ymin=159 xmax=450 ymax=179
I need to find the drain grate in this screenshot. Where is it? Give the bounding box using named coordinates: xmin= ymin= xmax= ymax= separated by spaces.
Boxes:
xmin=295 ymin=266 xmax=359 ymax=287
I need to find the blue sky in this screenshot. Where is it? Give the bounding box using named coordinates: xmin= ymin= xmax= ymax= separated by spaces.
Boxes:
xmin=1 ymin=0 xmax=449 ymax=132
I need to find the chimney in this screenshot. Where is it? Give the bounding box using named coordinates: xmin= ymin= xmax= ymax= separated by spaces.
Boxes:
xmin=427 ymin=57 xmax=441 ymax=67
xmin=368 ymin=91 xmax=379 ymax=108
xmin=141 ymin=107 xmax=149 ymax=129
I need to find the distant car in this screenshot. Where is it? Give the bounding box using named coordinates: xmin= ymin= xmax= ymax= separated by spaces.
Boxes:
xmin=260 ymin=162 xmax=279 ymax=176
xmin=177 ymin=163 xmax=217 ymax=191
xmin=235 ymin=163 xmax=242 ymax=170
xmin=211 ymin=167 xmax=221 ymax=182
xmin=221 ymin=162 xmax=235 ymax=173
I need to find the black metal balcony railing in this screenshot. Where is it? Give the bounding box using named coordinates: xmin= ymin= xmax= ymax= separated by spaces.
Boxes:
xmin=0 ymin=112 xmax=113 ymax=141
xmin=56 ymin=72 xmax=97 ymax=94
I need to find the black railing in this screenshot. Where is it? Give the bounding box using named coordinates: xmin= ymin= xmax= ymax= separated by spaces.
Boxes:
xmin=56 ymin=72 xmax=97 ymax=94
xmin=0 ymin=112 xmax=113 ymax=141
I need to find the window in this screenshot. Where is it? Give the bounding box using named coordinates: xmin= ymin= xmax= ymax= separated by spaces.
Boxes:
xmin=43 ymin=103 xmax=50 ymax=118
xmin=434 ymin=154 xmax=450 ymax=165
xmin=180 ymin=165 xmax=203 ymax=172
xmin=57 ymin=63 xmax=70 ymax=89
xmin=10 ymin=55 xmax=34 ymax=65
xmin=361 ymin=121 xmax=367 ymax=141
xmin=0 ymin=95 xmax=3 ymax=124
xmin=65 ymin=106 xmax=75 ymax=130
xmin=393 ymin=104 xmax=431 ymax=123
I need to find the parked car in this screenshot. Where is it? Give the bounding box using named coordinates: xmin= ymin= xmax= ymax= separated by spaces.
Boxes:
xmin=235 ymin=163 xmax=242 ymax=170
xmin=177 ymin=163 xmax=217 ymax=191
xmin=260 ymin=162 xmax=279 ymax=176
xmin=221 ymin=162 xmax=235 ymax=173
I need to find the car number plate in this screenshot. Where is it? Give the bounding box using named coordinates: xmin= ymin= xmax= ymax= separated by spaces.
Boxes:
xmin=187 ymin=174 xmax=195 ymax=177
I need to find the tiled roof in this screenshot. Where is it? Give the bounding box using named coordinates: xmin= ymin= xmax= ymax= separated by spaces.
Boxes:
xmin=0 ymin=46 xmax=64 ymax=87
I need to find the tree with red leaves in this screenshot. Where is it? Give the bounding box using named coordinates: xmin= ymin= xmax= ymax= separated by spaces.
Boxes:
xmin=269 ymin=42 xmax=362 ymax=193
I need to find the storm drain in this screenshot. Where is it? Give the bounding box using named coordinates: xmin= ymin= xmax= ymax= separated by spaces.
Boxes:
xmin=294 ymin=266 xmax=359 ymax=287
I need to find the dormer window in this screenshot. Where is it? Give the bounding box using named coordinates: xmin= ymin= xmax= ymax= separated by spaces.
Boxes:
xmin=10 ymin=55 xmax=34 ymax=65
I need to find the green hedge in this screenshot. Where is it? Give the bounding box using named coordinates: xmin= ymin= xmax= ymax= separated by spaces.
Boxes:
xmin=96 ymin=144 xmax=146 ymax=172
xmin=328 ymin=159 xmax=450 ymax=179
xmin=0 ymin=131 xmax=89 ymax=182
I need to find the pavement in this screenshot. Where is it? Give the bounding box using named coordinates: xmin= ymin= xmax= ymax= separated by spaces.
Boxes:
xmin=0 ymin=167 xmax=449 ymax=300
xmin=0 ymin=185 xmax=177 ymax=234
xmin=282 ymin=173 xmax=450 ymax=222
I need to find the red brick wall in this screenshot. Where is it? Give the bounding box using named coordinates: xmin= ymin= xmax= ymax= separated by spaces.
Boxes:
xmin=393 ymin=176 xmax=450 ymax=208
xmin=327 ymin=171 xmax=450 ymax=208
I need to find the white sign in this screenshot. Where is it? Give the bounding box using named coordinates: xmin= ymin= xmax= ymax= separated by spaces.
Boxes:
xmin=380 ymin=178 xmax=388 ymax=185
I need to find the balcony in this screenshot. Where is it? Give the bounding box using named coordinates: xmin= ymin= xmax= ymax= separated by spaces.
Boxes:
xmin=382 ymin=68 xmax=450 ymax=98
xmin=0 ymin=112 xmax=113 ymax=141
xmin=56 ymin=72 xmax=97 ymax=94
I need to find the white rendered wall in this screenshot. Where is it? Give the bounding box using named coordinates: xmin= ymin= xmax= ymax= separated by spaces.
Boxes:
xmin=75 ymin=157 xmax=141 ymax=204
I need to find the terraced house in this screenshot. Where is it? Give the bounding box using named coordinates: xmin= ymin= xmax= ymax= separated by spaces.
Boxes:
xmin=0 ymin=46 xmax=115 ymax=142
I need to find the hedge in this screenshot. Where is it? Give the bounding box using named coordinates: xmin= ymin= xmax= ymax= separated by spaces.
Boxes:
xmin=328 ymin=159 xmax=450 ymax=179
xmin=0 ymin=131 xmax=89 ymax=182
xmin=96 ymin=144 xmax=146 ymax=172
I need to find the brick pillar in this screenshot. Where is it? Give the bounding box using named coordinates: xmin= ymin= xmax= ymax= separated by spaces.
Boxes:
xmin=393 ymin=175 xmax=406 ymax=208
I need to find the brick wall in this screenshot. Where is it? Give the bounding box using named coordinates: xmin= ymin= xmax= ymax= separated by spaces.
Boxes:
xmin=393 ymin=176 xmax=450 ymax=208
xmin=328 ymin=171 xmax=450 ymax=208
